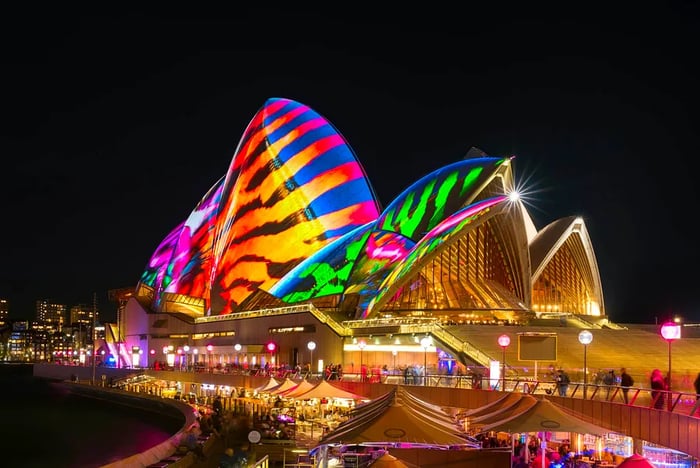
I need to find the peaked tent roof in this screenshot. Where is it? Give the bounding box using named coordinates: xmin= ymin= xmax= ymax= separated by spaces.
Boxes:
xmin=617 ymin=453 xmax=658 ymax=468
xmin=370 ymin=452 xmax=409 ymax=468
xmin=269 ymin=378 xmax=301 ymax=395
xmin=320 ymin=388 xmax=478 ymax=447
xmin=459 ymin=392 xmax=525 ymax=418
xmin=280 ymin=379 xmax=316 ymax=398
xmin=254 ymin=376 xmax=281 ymax=393
xmin=468 ymin=394 xmax=538 ymax=428
xmin=476 ymin=397 xmax=611 ymax=436
xmin=289 ymin=380 xmax=369 ymax=400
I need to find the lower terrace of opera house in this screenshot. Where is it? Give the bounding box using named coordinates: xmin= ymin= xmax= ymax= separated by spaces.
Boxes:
xmin=55 ymin=314 xmax=700 ymax=467
xmin=105 ymin=301 xmax=700 ymax=464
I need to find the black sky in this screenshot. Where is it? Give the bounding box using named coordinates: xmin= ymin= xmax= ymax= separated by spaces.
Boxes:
xmin=2 ymin=6 xmax=699 ymax=323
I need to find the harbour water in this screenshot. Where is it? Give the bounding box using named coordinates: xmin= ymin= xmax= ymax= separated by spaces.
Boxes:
xmin=0 ymin=364 xmax=182 ymax=468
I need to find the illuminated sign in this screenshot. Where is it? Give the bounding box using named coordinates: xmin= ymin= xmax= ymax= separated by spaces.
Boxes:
xmin=268 ymin=325 xmax=316 ymax=334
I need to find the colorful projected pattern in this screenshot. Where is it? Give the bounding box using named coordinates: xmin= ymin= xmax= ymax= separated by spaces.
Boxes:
xmin=162 ymin=178 xmax=224 ymax=304
xmin=139 ymin=221 xmax=185 ymax=302
xmin=344 ymin=230 xmax=416 ymax=315
xmin=269 ymin=222 xmax=376 ymax=302
xmin=208 ymin=98 xmax=380 ymax=314
xmin=367 ymin=196 xmax=507 ymax=316
xmin=376 ymin=158 xmax=505 ymax=241
xmin=138 ymin=98 xmax=517 ymax=320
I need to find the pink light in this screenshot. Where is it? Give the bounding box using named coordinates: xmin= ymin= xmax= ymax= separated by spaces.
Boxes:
xmin=206 ymin=344 xmax=213 ymax=352
xmin=149 ymin=349 xmax=155 ymax=355
xmin=660 ymin=322 xmax=681 ymax=341
xmin=266 ymin=342 xmax=277 ymax=352
xmin=498 ymin=334 xmax=511 ymax=348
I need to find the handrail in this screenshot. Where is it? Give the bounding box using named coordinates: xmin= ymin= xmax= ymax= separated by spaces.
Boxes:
xmin=433 ymin=324 xmax=493 ymax=368
xmin=306 ymin=304 xmax=348 ymax=336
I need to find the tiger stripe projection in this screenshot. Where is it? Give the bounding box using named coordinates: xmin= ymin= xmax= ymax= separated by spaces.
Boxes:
xmin=137 ymin=98 xmax=529 ymax=320
xmin=208 ymin=98 xmax=380 ymax=314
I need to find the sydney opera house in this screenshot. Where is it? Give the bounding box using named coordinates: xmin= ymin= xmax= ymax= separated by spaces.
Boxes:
xmin=120 ymin=97 xmax=606 ymax=373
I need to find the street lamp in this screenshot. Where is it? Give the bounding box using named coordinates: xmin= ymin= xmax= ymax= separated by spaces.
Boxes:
xmin=206 ymin=344 xmax=213 ymax=372
xmin=266 ymin=341 xmax=277 ymax=373
xmin=358 ymin=340 xmax=367 ymax=381
xmin=234 ymin=343 xmax=242 ymax=367
xmin=177 ymin=347 xmax=183 ymax=370
xmin=420 ymin=336 xmax=432 ymax=386
xmin=660 ymin=321 xmax=681 ymax=410
xmin=183 ymin=345 xmax=190 ymax=371
xmin=497 ymin=334 xmax=510 ymax=391
xmin=578 ymin=330 xmax=593 ymax=399
xmin=307 ymin=341 xmax=316 ymax=377
xmin=392 ymin=349 xmax=397 ymax=373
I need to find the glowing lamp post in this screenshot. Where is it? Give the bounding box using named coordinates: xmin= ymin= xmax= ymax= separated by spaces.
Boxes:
xmin=497 ymin=334 xmax=510 ymax=391
xmin=578 ymin=330 xmax=593 ymax=399
xmin=234 ymin=343 xmax=242 ymax=367
xmin=420 ymin=336 xmax=432 ymax=386
xmin=392 ymin=349 xmax=398 ymax=373
xmin=206 ymin=344 xmax=213 ymax=372
xmin=266 ymin=342 xmax=277 ymax=372
xmin=307 ymin=341 xmax=316 ymax=377
xmin=358 ymin=340 xmax=367 ymax=381
xmin=177 ymin=347 xmax=184 ymax=370
xmin=660 ymin=321 xmax=681 ymax=410
xmin=183 ymin=345 xmax=190 ymax=371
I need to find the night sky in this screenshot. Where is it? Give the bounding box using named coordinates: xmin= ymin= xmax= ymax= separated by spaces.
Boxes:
xmin=2 ymin=7 xmax=699 ymax=323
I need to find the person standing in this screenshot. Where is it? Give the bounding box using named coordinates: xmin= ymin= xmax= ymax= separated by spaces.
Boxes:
xmin=556 ymin=369 xmax=570 ymax=397
xmin=620 ymin=368 xmax=634 ymax=404
xmin=694 ymin=372 xmax=700 ymax=400
xmin=219 ymin=447 xmax=236 ymax=468
xmin=213 ymin=395 xmax=224 ymax=415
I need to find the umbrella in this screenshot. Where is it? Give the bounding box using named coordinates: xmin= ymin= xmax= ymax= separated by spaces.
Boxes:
xmin=370 ymin=452 xmax=409 ymax=468
xmin=477 ymin=397 xmax=611 ymax=436
xmin=617 ymin=453 xmax=658 ymax=468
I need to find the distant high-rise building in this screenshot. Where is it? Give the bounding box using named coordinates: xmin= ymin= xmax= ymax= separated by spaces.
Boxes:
xmin=69 ymin=304 xmax=93 ymax=351
xmin=69 ymin=304 xmax=92 ymax=327
xmin=8 ymin=321 xmax=31 ymax=361
xmin=0 ymin=298 xmax=8 ymax=327
xmin=36 ymin=300 xmax=67 ymax=331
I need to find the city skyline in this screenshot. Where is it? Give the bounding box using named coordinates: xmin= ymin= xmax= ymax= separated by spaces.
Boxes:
xmin=2 ymin=7 xmax=699 ymax=323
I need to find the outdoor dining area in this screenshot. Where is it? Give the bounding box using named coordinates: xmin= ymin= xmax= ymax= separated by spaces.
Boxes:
xmin=133 ymin=371 xmax=664 ymax=467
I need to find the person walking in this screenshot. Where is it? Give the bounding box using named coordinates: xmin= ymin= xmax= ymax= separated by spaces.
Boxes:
xmin=620 ymin=368 xmax=634 ymax=404
xmin=603 ymin=369 xmax=616 ymax=401
xmin=556 ymin=369 xmax=570 ymax=397
xmin=651 ymin=368 xmax=666 ymax=410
